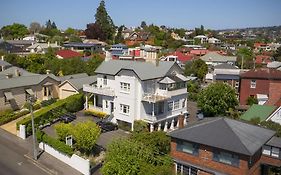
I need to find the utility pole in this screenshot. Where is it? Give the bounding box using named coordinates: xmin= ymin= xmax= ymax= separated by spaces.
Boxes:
xmin=29 ymin=96 xmax=38 ymax=160
xmin=241 ymin=55 xmax=244 ymax=70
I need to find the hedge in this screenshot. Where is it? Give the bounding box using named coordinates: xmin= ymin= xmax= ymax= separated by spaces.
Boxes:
xmin=0 ymin=109 xmax=30 ymax=125
xmin=17 ymin=94 xmax=84 ymax=136
xmin=84 ymin=109 xmax=108 ymax=118
xmin=36 ymin=130 xmax=74 ymax=156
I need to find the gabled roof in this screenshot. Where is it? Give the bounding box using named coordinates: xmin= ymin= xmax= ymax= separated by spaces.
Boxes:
xmin=58 ymin=73 xmax=88 ymax=82
xmin=0 ymin=74 xmax=60 ymax=90
xmin=95 ymin=60 xmax=181 ymax=80
xmin=28 ymin=43 xmax=60 ymax=49
xmin=56 ymin=49 xmax=82 ymax=59
xmin=201 ymin=52 xmax=237 ymax=62
xmin=240 ymin=104 xmax=277 ymax=122
xmin=240 ymin=68 xmax=281 ymax=79
xmin=168 ymin=117 xmax=275 ymax=156
xmin=59 ymin=75 xmax=97 ymax=91
xmin=0 ymin=66 xmax=38 ymax=79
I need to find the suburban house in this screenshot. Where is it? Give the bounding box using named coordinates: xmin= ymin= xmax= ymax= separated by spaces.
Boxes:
xmin=239 ymin=68 xmax=281 ymax=106
xmin=83 ymin=60 xmax=189 ymax=131
xmin=0 ymin=65 xmax=94 ymax=110
xmin=212 ymin=63 xmax=241 ymax=92
xmin=194 ymin=35 xmax=208 ymax=44
xmin=59 ymin=75 xmax=97 ymax=99
xmin=168 ymin=117 xmax=281 ymax=175
xmin=109 ymin=44 xmax=129 ymax=57
xmin=63 ymin=42 xmax=103 ymax=53
xmin=200 ymin=52 xmax=237 ymax=67
xmin=255 ymin=55 xmax=272 ymax=66
xmin=208 ymin=37 xmax=221 ymax=45
xmin=125 ymin=31 xmax=153 ymax=46
xmin=0 ymin=66 xmax=60 ymax=110
xmin=27 ymin=42 xmax=61 ymax=54
xmin=56 ymin=49 xmax=82 ymax=59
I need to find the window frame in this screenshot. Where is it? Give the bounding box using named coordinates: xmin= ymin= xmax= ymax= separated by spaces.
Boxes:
xmin=213 ymin=149 xmax=240 ymax=167
xmin=120 ymin=82 xmax=131 ymax=92
xmin=250 ymin=80 xmax=256 ymax=89
xmin=120 ymin=104 xmax=130 ymax=115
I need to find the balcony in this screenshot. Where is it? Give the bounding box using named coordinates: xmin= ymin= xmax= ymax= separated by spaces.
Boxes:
xmin=83 ymin=84 xmax=115 ymax=97
xmin=142 ymin=93 xmax=170 ymax=103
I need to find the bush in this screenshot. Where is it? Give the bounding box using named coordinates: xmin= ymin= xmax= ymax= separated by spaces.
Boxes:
xmin=41 ymin=98 xmax=57 ymax=107
xmin=36 ymin=130 xmax=74 ymax=156
xmin=0 ymin=109 xmax=30 ymax=125
xmin=54 ymin=123 xmax=73 ymax=141
xmin=133 ymin=120 xmax=148 ymax=133
xmin=65 ymin=94 xmax=84 ymax=113
xmin=84 ymin=109 xmax=108 ymax=118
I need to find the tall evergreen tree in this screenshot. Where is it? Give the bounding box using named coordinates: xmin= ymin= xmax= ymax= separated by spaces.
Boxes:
xmin=46 ymin=20 xmax=52 ymax=29
xmin=94 ymin=0 xmax=115 ymax=41
xmin=51 ymin=22 xmax=57 ymax=29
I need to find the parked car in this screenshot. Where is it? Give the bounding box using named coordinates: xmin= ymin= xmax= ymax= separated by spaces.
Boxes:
xmin=96 ymin=121 xmax=118 ymax=132
xmin=60 ymin=113 xmax=76 ymax=123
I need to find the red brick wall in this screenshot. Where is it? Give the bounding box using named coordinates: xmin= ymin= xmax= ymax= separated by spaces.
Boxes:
xmin=170 ymin=140 xmax=261 ymax=175
xmin=267 ymin=82 xmax=281 ymax=106
xmin=239 ymin=79 xmax=270 ymax=105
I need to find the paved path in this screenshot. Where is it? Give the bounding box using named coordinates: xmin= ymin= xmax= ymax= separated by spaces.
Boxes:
xmin=0 ymin=115 xmax=27 ymax=135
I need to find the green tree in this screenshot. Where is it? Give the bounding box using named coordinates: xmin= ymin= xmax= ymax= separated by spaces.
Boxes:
xmin=94 ymin=0 xmax=115 ymax=41
xmin=64 ymin=27 xmax=77 ymax=36
xmin=0 ymin=23 xmax=29 ymax=40
xmin=273 ymin=46 xmax=281 ymax=61
xmin=68 ymin=35 xmax=82 ymax=43
xmin=197 ymin=82 xmax=238 ymax=116
xmin=237 ymin=48 xmax=254 ymax=69
xmin=246 ymin=96 xmax=258 ymax=106
xmin=29 ymin=22 xmax=42 ymax=34
xmin=131 ymin=131 xmax=171 ymax=154
xmin=184 ymin=59 xmax=208 ymax=80
xmin=133 ymin=120 xmax=148 ymax=133
xmin=72 ymin=121 xmax=101 ymax=154
xmin=114 ymin=25 xmax=125 ymax=44
xmin=54 ymin=123 xmax=73 ymax=141
xmin=101 ymin=139 xmax=173 ymax=175
xmin=140 ymin=21 xmax=147 ymax=29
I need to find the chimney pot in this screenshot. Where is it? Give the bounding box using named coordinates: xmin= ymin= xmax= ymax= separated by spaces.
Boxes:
xmin=46 ymin=70 xmax=51 ymax=74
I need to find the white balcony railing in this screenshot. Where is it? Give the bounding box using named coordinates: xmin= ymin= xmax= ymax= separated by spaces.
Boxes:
xmin=83 ymin=84 xmax=115 ymax=97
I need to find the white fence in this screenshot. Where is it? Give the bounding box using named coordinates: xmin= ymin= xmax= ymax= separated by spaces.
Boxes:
xmin=39 ymin=142 xmax=90 ymax=175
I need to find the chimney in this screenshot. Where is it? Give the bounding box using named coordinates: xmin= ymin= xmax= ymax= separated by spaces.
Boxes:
xmin=6 ymin=73 xmax=13 ymax=79
xmin=105 ymin=51 xmax=112 ymax=62
xmin=46 ymin=70 xmax=51 ymax=74
xmin=1 ymin=56 xmax=4 ymax=61
xmin=178 ymin=113 xmax=185 ymax=129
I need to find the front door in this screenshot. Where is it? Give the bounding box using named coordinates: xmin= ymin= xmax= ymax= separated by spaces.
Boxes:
xmin=110 ymin=102 xmax=114 ymax=113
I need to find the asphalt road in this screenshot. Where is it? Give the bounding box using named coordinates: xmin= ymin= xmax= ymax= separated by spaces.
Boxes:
xmin=0 ymin=132 xmax=49 ymax=175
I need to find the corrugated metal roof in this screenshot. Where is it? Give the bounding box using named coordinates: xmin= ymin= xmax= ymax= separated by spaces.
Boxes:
xmin=168 ymin=117 xmax=275 ymax=156
xmin=240 ymin=104 xmax=277 ymax=122
xmin=201 ymin=52 xmax=237 ymax=62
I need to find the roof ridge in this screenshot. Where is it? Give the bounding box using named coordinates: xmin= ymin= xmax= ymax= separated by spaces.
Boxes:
xmin=223 ymin=118 xmax=251 ymax=155
xmin=169 ymin=117 xmax=222 ymax=135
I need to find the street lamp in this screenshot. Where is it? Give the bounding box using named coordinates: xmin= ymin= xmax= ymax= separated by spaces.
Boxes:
xmin=27 ymin=95 xmax=38 ymax=160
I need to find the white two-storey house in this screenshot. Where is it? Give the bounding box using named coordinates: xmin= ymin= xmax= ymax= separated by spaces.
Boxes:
xmin=83 ymin=60 xmax=189 ymax=131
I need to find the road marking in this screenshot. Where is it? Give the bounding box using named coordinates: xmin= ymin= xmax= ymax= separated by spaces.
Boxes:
xmin=24 ymin=154 xmax=57 ymax=175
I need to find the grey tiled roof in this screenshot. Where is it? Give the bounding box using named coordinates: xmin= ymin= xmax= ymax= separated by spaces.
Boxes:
xmin=60 ymin=75 xmax=97 ymax=91
xmin=0 ymin=66 xmax=38 ymax=79
xmin=0 ymin=74 xmax=59 ymax=90
xmin=201 ymin=52 xmax=237 ymax=62
xmin=0 ymin=59 xmax=11 ymax=67
xmin=58 ymin=73 xmax=89 ymax=82
xmin=214 ymin=63 xmax=238 ymax=69
xmin=168 ymin=117 xmax=275 ymax=156
xmin=266 ymin=136 xmax=281 ymax=148
xmin=95 ymin=60 xmax=179 ymax=80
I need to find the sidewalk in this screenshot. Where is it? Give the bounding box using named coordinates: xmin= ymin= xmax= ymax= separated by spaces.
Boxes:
xmin=0 ymin=128 xmax=82 ymax=175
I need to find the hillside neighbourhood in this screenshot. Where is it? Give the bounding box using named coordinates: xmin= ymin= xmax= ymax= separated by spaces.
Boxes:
xmin=1 ymin=1 xmax=281 ymax=175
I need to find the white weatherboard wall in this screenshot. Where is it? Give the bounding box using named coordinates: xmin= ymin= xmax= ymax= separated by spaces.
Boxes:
xmin=39 ymin=142 xmax=90 ymax=175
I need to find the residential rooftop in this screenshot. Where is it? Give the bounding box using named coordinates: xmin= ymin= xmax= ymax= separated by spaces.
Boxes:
xmin=240 ymin=104 xmax=277 ymax=122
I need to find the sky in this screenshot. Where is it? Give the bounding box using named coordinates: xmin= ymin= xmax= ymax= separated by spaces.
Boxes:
xmin=1 ymin=0 xmax=281 ymax=30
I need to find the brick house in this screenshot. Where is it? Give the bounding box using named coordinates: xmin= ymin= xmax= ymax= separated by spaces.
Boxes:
xmin=168 ymin=117 xmax=281 ymax=175
xmin=239 ymin=68 xmax=281 ymax=105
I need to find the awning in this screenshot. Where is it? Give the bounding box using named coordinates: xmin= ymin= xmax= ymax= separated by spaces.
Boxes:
xmin=25 ymin=89 xmax=34 ymax=96
xmin=4 ymin=92 xmax=14 ymax=101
